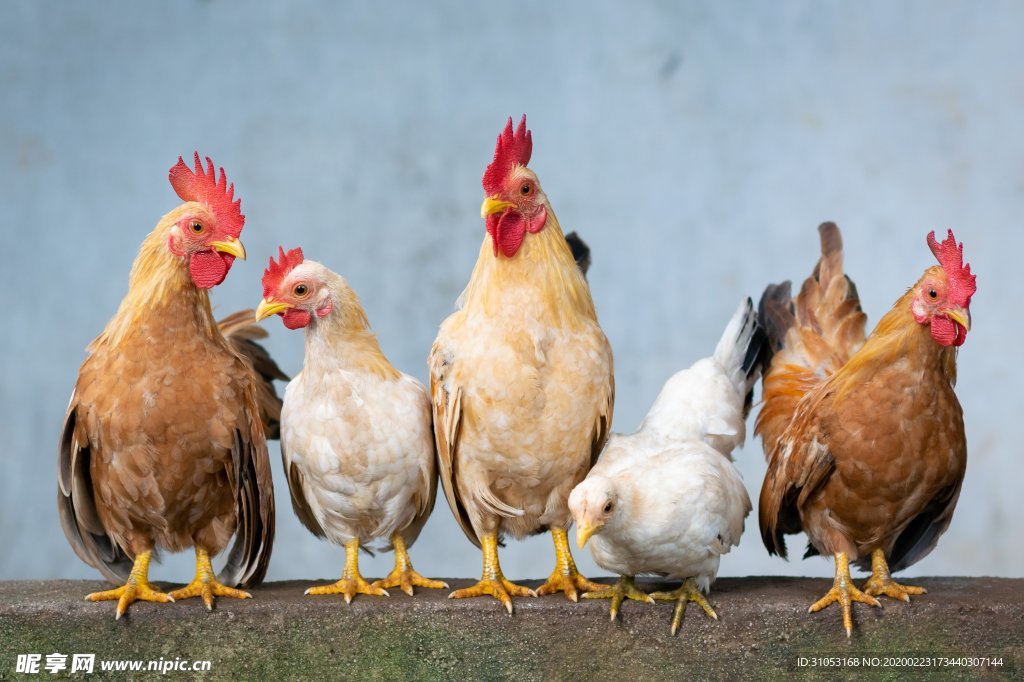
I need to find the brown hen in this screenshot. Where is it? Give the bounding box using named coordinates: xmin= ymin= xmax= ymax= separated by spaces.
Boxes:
xmin=756 ymin=222 xmax=976 ymax=636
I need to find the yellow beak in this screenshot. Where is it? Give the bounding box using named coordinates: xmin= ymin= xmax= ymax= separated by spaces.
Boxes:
xmin=481 ymin=195 xmax=514 ymax=218
xmin=945 ymin=307 xmax=970 ymax=331
xmin=576 ymin=522 xmax=602 ymax=549
xmin=208 ymin=236 xmax=247 ymax=260
xmin=255 ymin=297 xmax=292 ymax=321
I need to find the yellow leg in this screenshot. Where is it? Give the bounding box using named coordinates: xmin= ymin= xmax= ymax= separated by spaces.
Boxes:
xmin=448 ymin=532 xmax=535 ymax=615
xmin=305 ymin=538 xmax=389 ymax=603
xmin=85 ymin=550 xmax=174 ymax=620
xmin=863 ymin=548 xmax=927 ymax=602
xmin=536 ymin=527 xmax=608 ymax=601
xmin=809 ymin=552 xmax=881 ymax=638
xmin=169 ymin=547 xmax=252 ymax=610
xmin=371 ymin=533 xmax=449 ymax=596
xmin=582 ymin=575 xmax=654 ymax=621
xmin=649 ymin=577 xmax=718 ymax=636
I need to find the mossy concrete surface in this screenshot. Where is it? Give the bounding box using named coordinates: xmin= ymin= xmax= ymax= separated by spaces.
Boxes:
xmin=0 ymin=578 xmax=1020 ymax=680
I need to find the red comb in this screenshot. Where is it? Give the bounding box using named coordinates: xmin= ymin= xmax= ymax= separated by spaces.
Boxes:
xmin=168 ymin=153 xmax=245 ymax=238
xmin=927 ymin=229 xmax=976 ymax=308
xmin=482 ymin=115 xmax=533 ymax=195
xmin=262 ymin=246 xmax=304 ymax=297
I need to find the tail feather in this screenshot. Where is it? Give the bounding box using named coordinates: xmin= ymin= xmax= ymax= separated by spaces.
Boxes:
xmin=754 ymin=222 xmax=867 ymax=452
xmin=564 ymin=231 xmax=591 ymax=278
xmin=219 ymin=310 xmax=288 ymax=440
xmin=713 ymin=298 xmax=769 ymax=418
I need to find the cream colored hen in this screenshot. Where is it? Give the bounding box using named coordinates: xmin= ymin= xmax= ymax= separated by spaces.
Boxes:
xmin=570 ymin=299 xmax=763 ymax=633
xmin=430 ymin=116 xmax=614 ymax=613
xmin=257 ymin=247 xmax=445 ymax=602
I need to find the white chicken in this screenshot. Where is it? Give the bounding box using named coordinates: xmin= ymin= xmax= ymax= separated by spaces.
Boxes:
xmin=256 ymin=247 xmax=446 ymax=602
xmin=569 ymin=299 xmax=763 ymax=633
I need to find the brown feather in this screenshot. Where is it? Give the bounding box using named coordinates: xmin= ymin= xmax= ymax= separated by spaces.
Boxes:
xmin=58 ymin=211 xmax=275 ymax=586
xmin=757 ymin=223 xmax=967 ymax=571
xmin=217 ymin=309 xmax=288 ymax=439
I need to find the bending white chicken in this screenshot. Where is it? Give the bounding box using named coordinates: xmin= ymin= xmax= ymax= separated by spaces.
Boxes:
xmin=569 ymin=299 xmax=763 ymax=633
xmin=256 ymin=247 xmax=446 ymax=602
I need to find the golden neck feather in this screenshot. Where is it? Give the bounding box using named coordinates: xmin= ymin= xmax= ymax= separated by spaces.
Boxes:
xmin=90 ymin=209 xmax=218 ymax=352
xmin=303 ymin=272 xmax=400 ymax=382
xmin=458 ymin=204 xmax=597 ymax=329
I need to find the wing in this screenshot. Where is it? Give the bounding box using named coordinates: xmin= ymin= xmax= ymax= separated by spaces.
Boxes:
xmin=279 ymin=427 xmax=327 ymax=540
xmin=399 ymin=379 xmax=440 ymax=546
xmin=57 ymin=393 xmax=133 ymax=584
xmin=884 ymin=480 xmax=963 ymax=573
xmin=757 ymin=406 xmax=836 ymax=558
xmin=756 ymin=222 xmax=867 ymax=456
xmin=218 ymin=310 xmax=288 ymax=440
xmin=217 ymin=384 xmax=276 ymax=588
xmin=589 ymin=362 xmax=614 ymax=471
xmin=428 ymin=339 xmax=479 ymax=548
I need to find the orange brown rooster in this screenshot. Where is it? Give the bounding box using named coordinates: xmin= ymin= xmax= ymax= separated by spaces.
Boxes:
xmin=756 ymin=222 xmax=976 ymax=636
xmin=58 ymin=154 xmax=283 ymax=618
xmin=429 ymin=116 xmax=615 ymax=613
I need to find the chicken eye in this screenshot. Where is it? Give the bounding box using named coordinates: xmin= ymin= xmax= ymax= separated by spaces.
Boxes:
xmin=294 ymin=283 xmax=309 ymax=297
xmin=189 ymin=221 xmax=204 ymax=234
xmin=603 ymin=502 xmax=613 ymax=513
xmin=928 ymin=289 xmax=938 ymax=299
xmin=520 ymin=183 xmax=532 ymax=195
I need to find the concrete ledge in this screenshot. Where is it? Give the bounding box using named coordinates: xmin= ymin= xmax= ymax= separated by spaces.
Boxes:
xmin=1 ymin=578 xmax=1021 ymax=679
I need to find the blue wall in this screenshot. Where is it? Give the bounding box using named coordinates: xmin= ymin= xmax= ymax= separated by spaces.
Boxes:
xmin=2 ymin=1 xmax=1019 ymax=583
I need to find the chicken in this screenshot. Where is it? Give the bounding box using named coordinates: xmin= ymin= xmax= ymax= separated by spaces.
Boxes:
xmin=58 ymin=154 xmax=282 ymax=618
xmin=256 ymin=247 xmax=445 ymax=602
xmin=429 ymin=116 xmax=615 ymax=613
xmin=756 ymin=222 xmax=976 ymax=637
xmin=570 ymin=299 xmax=762 ymax=634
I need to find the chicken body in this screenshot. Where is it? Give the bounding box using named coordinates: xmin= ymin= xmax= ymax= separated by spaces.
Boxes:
xmin=757 ymin=222 xmax=975 ymax=636
xmin=430 ymin=116 xmax=614 ymax=612
xmin=59 ymin=156 xmax=278 ymax=619
xmin=259 ymin=254 xmax=444 ymax=601
xmin=570 ymin=299 xmax=760 ymax=632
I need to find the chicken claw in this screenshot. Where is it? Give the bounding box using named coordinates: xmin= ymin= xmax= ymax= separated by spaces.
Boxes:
xmin=170 ymin=547 xmax=252 ymax=610
xmin=582 ymin=575 xmax=654 ymax=621
xmin=85 ymin=550 xmax=174 ymax=620
xmin=448 ymin=532 xmax=534 ymax=614
xmin=305 ymin=539 xmax=389 ymax=604
xmin=809 ymin=552 xmax=881 ymax=637
xmin=863 ymin=548 xmax=927 ymax=603
xmin=649 ymin=576 xmax=718 ymax=635
xmin=371 ymin=534 xmax=448 ymax=596
xmin=536 ymin=528 xmax=608 ymax=601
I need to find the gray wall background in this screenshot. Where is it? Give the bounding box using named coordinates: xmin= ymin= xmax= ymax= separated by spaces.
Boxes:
xmin=2 ymin=2 xmax=1020 ymax=584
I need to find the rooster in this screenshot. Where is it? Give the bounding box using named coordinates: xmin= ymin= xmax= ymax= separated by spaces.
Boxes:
xmin=58 ymin=154 xmax=282 ymax=618
xmin=429 ymin=116 xmax=615 ymax=613
xmin=570 ymin=299 xmax=762 ymax=634
xmin=756 ymin=222 xmax=976 ymax=637
xmin=256 ymin=247 xmax=446 ymax=602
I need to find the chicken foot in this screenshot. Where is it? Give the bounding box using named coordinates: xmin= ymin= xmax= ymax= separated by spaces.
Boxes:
xmin=85 ymin=550 xmax=174 ymax=620
xmin=170 ymin=547 xmax=252 ymax=610
xmin=305 ymin=538 xmax=389 ymax=603
xmin=448 ymin=532 xmax=535 ymax=615
xmin=809 ymin=552 xmax=881 ymax=637
xmin=582 ymin=575 xmax=654 ymax=621
xmin=863 ymin=548 xmax=927 ymax=602
xmin=371 ymin=533 xmax=448 ymax=596
xmin=536 ymin=528 xmax=608 ymax=601
xmin=649 ymin=576 xmax=718 ymax=635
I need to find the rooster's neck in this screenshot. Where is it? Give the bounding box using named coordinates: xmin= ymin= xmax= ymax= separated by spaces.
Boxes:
xmin=92 ymin=220 xmax=218 ymax=352
xmin=832 ymin=289 xmax=958 ymax=398
xmin=459 ymin=205 xmax=598 ymax=329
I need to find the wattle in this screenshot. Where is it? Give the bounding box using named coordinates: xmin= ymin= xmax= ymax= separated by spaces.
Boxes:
xmin=189 ymin=250 xmax=235 ymax=289
xmin=486 ymin=206 xmax=547 ymax=258
xmin=931 ymin=315 xmax=967 ymax=347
